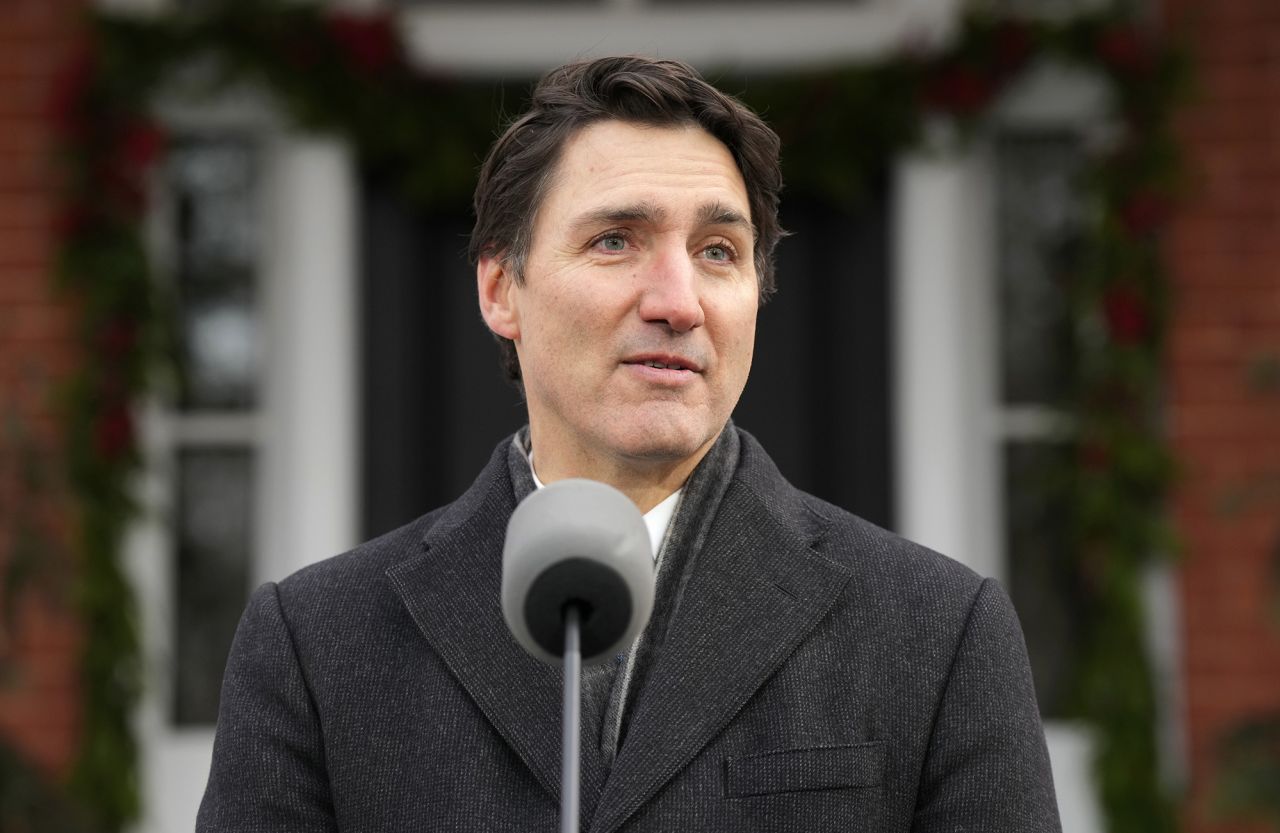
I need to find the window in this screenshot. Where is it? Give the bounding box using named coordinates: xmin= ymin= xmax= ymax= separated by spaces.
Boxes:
xmin=165 ymin=136 xmax=261 ymax=726
xmin=994 ymin=131 xmax=1087 ymax=718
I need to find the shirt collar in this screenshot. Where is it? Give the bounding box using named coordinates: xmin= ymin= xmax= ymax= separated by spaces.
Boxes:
xmin=528 ymin=452 xmax=680 ymax=559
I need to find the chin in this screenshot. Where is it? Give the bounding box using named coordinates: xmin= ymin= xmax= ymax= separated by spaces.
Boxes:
xmin=605 ymin=418 xmax=718 ymax=465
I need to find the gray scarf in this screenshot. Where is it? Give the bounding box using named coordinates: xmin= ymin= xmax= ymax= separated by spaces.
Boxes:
xmin=505 ymin=424 xmax=742 ymax=771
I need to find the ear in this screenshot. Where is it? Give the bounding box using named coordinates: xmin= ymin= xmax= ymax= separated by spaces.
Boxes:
xmin=477 ymin=255 xmax=520 ymax=341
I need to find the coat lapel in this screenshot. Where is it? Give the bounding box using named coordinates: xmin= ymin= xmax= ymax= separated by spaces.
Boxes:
xmin=385 ymin=443 xmax=604 ymax=812
xmin=588 ymin=449 xmax=853 ymax=833
xmin=385 ymin=432 xmax=854 ymax=833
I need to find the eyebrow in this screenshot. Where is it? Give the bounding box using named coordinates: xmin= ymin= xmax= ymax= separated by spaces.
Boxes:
xmin=697 ymin=201 xmax=755 ymax=238
xmin=569 ymin=201 xmax=666 ymax=232
xmin=568 ymin=200 xmax=756 ymax=239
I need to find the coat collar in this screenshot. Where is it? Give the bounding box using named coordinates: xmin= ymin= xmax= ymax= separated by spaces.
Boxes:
xmin=386 ymin=430 xmax=853 ymax=833
xmin=384 ymin=438 xmax=587 ymax=807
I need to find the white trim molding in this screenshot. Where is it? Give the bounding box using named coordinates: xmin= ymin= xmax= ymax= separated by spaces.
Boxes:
xmin=258 ymin=135 xmax=361 ymax=585
xmin=128 ymin=133 xmax=360 ymax=833
xmin=399 ymin=0 xmax=963 ymax=75
xmin=892 ymin=142 xmax=1105 ymax=832
xmin=892 ymin=147 xmax=999 ymax=579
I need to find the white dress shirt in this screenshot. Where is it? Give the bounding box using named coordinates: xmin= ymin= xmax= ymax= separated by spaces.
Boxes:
xmin=528 ymin=455 xmax=681 ymax=558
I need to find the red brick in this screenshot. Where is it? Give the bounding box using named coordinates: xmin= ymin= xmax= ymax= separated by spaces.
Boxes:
xmin=1169 ymin=326 xmax=1251 ymax=361
xmin=0 ymin=149 xmax=54 ymax=190
xmin=0 ymin=300 xmax=74 ymax=335
xmin=6 ymin=592 xmax=81 ymax=643
xmin=0 ymin=230 xmax=54 ymax=268
xmin=1172 ymin=292 xmax=1270 ymax=326
xmin=1172 ymin=409 xmax=1279 ymax=441
xmin=0 ymin=119 xmax=53 ymax=156
xmin=0 ymin=267 xmax=55 ymax=302
xmin=1167 ymin=255 xmax=1280 ymax=288
xmin=0 ymin=191 xmax=53 ymax=229
xmin=1171 ymin=29 xmax=1280 ymax=812
xmin=0 ymin=4 xmax=81 ymax=42
xmin=0 ymin=78 xmax=55 ymax=119
xmin=0 ymin=722 xmax=80 ymax=776
xmin=0 ymin=0 xmax=86 ymax=783
xmin=0 ymin=40 xmax=65 ymax=79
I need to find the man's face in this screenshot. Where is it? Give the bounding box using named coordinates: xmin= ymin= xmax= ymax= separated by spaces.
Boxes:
xmin=480 ymin=120 xmax=759 ymax=478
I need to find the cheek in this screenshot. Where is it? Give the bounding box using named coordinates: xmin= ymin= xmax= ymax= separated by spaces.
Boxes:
xmin=715 ymin=297 xmax=758 ymax=363
xmin=739 ymin=328 xmax=756 ymax=368
xmin=521 ymin=286 xmax=616 ymax=370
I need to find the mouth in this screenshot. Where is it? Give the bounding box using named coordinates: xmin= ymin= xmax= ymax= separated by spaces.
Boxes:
xmin=622 ymin=353 xmax=703 ymax=374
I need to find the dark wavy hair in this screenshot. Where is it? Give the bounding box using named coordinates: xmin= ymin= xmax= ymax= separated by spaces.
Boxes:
xmin=469 ymin=56 xmax=785 ymax=384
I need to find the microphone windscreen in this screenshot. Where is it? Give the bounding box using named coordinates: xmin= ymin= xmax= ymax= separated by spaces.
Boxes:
xmin=502 ymin=479 xmax=654 ymax=666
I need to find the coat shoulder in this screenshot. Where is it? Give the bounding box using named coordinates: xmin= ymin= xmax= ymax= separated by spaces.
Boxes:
xmin=733 ymin=427 xmax=985 ymax=611
xmin=274 ymin=432 xmax=518 ymax=606
xmin=802 ymin=491 xmax=983 ymax=596
xmin=274 ymin=506 xmax=449 ymax=609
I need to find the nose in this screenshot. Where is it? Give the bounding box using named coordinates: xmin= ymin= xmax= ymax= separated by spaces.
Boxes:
xmin=637 ymin=244 xmax=705 ymax=333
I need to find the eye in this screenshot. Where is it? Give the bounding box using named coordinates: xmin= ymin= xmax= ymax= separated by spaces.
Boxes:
xmin=593 ymin=232 xmax=628 ymax=252
xmin=703 ymin=242 xmax=737 ymax=263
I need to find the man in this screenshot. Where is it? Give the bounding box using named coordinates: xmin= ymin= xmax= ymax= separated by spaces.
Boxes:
xmin=198 ymin=57 xmax=1061 ymax=832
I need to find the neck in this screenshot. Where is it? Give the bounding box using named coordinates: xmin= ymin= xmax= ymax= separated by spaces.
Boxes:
xmin=528 ymin=431 xmax=718 ymax=514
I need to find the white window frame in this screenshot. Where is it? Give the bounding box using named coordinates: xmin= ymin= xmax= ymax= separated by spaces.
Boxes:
xmin=127 ymin=85 xmax=360 ymax=833
xmin=397 ymin=0 xmax=961 ymax=75
xmin=891 ymin=60 xmax=1191 ymax=833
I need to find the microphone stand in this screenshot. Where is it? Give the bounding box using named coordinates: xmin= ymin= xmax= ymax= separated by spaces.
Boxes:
xmin=560 ymin=605 xmax=582 ymax=833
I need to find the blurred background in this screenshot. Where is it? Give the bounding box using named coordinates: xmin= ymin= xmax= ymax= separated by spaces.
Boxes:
xmin=1 ymin=0 xmax=1277 ymax=831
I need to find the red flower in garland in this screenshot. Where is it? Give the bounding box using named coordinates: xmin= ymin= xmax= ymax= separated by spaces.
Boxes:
xmin=49 ymin=41 xmax=96 ymax=140
xmin=326 ymin=11 xmax=400 ymax=76
xmin=99 ymin=317 xmax=140 ymax=360
xmin=94 ymin=399 xmax=136 ymax=461
xmin=1090 ymin=378 xmax=1140 ymax=413
xmin=1119 ymin=190 xmax=1171 ymax=236
xmin=283 ymin=32 xmax=324 ymax=73
xmin=1097 ymin=24 xmax=1154 ymax=77
xmin=1103 ymin=286 xmax=1149 ymax=345
xmin=54 ymin=204 xmax=95 ymax=240
xmin=99 ymin=167 xmax=146 ymax=217
xmin=94 ymin=119 xmax=166 ymax=217
xmin=1080 ymin=440 xmax=1112 ymax=471
xmin=923 ymin=64 xmax=997 ymax=117
xmin=992 ymin=20 xmax=1034 ymax=77
xmin=118 ymin=119 xmax=167 ymax=175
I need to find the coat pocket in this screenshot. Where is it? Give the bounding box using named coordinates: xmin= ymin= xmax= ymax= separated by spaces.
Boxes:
xmin=724 ymin=741 xmax=886 ymax=797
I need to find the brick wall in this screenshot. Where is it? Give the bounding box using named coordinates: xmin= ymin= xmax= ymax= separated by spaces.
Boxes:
xmin=0 ymin=0 xmax=87 ymax=777
xmin=1164 ymin=1 xmax=1280 ymax=832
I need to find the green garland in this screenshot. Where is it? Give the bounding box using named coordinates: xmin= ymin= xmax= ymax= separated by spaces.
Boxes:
xmin=45 ymin=3 xmax=1188 ymax=830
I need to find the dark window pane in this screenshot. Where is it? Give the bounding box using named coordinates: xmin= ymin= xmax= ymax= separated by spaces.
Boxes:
xmin=736 ymin=188 xmax=893 ymax=529
xmin=174 ymin=448 xmax=254 ymax=726
xmin=996 ymin=132 xmax=1083 ymax=406
xmin=1004 ymin=441 xmax=1085 ymax=719
xmin=358 ymin=175 xmax=893 ymax=536
xmin=169 ymin=138 xmax=261 ymax=411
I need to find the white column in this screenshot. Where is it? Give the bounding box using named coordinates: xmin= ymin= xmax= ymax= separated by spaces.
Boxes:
xmin=259 ymin=136 xmax=360 ymax=584
xmin=893 ymin=147 xmax=1104 ymax=833
xmin=400 ymin=0 xmax=964 ymax=74
xmin=892 ymin=148 xmax=999 ymax=580
xmin=1044 ymin=724 xmax=1105 ymax=833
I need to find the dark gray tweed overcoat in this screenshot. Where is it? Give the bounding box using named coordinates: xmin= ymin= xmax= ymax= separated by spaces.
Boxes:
xmin=197 ymin=428 xmax=1061 ymax=832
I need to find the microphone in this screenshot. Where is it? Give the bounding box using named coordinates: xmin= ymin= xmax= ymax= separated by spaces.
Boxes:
xmin=502 ymin=479 xmax=655 ymax=666
xmin=501 ymin=478 xmax=655 ymax=833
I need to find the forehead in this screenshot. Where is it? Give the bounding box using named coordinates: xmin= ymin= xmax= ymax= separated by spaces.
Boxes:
xmin=538 ymin=120 xmax=750 ymax=227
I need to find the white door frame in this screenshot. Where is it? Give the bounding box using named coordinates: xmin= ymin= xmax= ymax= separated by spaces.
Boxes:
xmin=129 ymin=87 xmax=360 ymax=832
